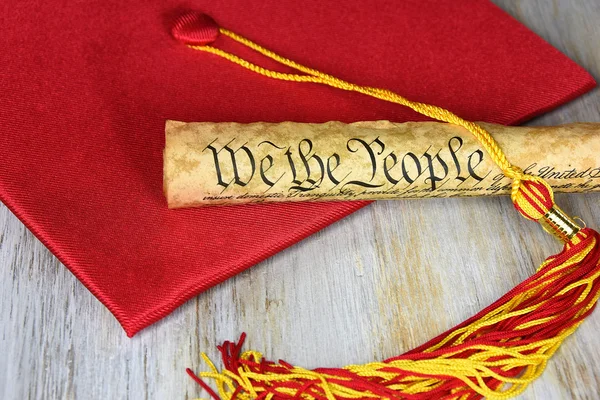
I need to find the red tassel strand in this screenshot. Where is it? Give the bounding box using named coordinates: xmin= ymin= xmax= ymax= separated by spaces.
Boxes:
xmin=188 ymin=229 xmax=600 ymax=399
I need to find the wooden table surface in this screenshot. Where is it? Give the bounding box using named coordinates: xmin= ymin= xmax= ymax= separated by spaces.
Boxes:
xmin=2 ymin=1 xmax=599 ymax=399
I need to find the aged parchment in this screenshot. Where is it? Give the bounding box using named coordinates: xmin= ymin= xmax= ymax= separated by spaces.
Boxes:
xmin=164 ymin=120 xmax=600 ymax=208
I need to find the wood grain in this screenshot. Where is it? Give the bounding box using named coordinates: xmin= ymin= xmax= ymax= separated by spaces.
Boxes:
xmin=1 ymin=1 xmax=599 ymax=399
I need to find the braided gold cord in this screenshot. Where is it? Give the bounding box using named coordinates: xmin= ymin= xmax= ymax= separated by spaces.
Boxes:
xmin=192 ymin=28 xmax=518 ymax=180
xmin=190 ymin=28 xmax=584 ymax=238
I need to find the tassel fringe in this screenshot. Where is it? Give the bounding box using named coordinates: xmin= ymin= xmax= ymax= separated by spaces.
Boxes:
xmin=188 ymin=228 xmax=600 ymax=400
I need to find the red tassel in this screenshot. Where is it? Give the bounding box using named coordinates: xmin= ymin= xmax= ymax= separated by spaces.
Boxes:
xmin=189 ymin=228 xmax=600 ymax=399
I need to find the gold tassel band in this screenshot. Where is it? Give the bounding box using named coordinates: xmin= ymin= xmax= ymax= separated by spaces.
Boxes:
xmin=538 ymin=205 xmax=581 ymax=242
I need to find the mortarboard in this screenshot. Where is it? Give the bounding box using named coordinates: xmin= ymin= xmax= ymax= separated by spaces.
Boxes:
xmin=0 ymin=0 xmax=595 ymax=338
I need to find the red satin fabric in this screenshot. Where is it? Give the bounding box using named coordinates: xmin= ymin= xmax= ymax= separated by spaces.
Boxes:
xmin=0 ymin=0 xmax=595 ymax=337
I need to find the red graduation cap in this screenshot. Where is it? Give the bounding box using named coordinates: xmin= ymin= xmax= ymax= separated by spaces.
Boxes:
xmin=0 ymin=0 xmax=595 ymax=337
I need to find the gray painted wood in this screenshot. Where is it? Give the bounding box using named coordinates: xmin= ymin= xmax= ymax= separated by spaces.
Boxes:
xmin=1 ymin=1 xmax=599 ymax=399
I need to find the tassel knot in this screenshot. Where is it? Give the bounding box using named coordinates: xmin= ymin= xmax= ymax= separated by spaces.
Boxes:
xmin=511 ymin=176 xmax=555 ymax=221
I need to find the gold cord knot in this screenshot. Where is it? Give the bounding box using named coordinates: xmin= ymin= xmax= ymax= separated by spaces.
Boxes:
xmin=503 ymin=165 xmax=524 ymax=180
xmin=186 ymin=25 xmax=585 ymax=243
xmin=511 ymin=176 xmax=555 ymax=221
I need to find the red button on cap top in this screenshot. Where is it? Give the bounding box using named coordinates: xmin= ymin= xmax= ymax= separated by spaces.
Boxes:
xmin=172 ymin=11 xmax=219 ymax=46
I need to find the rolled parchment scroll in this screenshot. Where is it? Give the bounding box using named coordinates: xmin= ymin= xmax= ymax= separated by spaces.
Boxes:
xmin=164 ymin=120 xmax=600 ymax=208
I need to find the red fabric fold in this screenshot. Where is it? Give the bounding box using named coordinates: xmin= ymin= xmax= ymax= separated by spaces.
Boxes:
xmin=0 ymin=0 xmax=595 ymax=336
